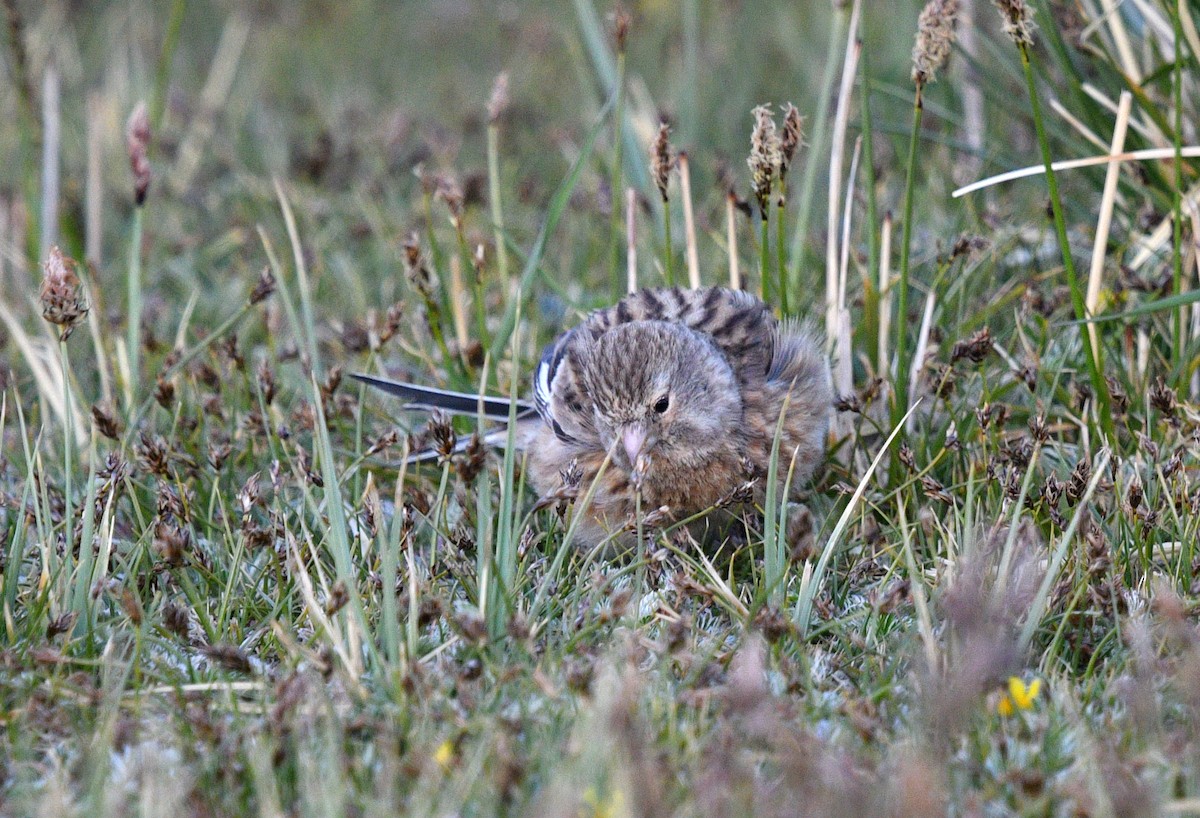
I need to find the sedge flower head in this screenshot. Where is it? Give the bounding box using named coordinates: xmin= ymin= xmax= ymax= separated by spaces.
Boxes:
xmin=747 ymin=104 xmax=781 ymax=215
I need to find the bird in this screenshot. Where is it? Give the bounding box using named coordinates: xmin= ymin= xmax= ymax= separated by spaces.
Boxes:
xmin=354 ymin=286 xmax=832 ymax=548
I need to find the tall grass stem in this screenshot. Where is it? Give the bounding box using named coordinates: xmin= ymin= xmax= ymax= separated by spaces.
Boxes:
xmin=891 ymin=94 xmax=922 ymax=433
xmin=1017 ymin=43 xmax=1113 ymax=440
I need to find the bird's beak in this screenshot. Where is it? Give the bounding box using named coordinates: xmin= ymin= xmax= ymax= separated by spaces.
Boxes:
xmin=621 ymin=424 xmax=648 ymax=466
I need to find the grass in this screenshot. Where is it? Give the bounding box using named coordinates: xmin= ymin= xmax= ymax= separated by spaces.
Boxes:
xmin=3 ymin=0 xmax=1200 ymax=815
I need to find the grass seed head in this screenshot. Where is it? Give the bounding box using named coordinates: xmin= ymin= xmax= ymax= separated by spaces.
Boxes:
xmin=612 ymin=6 xmax=631 ymax=53
xmin=650 ymin=121 xmax=675 ymax=202
xmin=456 ymin=432 xmax=487 ymax=483
xmin=249 ymin=266 xmax=277 ymax=304
xmin=39 ymin=247 xmax=87 ymax=339
xmin=403 ymin=233 xmax=436 ymax=298
xmin=912 ymin=0 xmax=960 ymax=87
xmin=945 ymin=326 xmax=993 ymax=362
xmin=162 ymin=601 xmax=192 ymax=641
xmin=747 ymin=104 xmax=781 ymax=215
xmin=1150 ymin=378 xmax=1177 ymax=418
xmin=91 ymin=403 xmax=122 ymax=439
xmin=992 ymin=0 xmax=1035 ymax=46
xmin=126 ymin=101 xmax=151 ymax=206
xmin=779 ymin=103 xmax=804 ymax=179
xmin=487 ymin=72 xmax=509 ymax=124
xmin=436 ymin=173 xmax=465 ymax=229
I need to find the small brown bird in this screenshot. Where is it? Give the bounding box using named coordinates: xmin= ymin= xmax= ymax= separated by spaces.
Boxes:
xmin=355 ymin=286 xmax=831 ymax=547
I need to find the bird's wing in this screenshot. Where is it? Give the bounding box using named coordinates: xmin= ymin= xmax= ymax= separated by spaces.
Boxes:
xmin=586 ymin=287 xmax=776 ymax=377
xmin=532 ymin=331 xmax=583 ymax=443
xmin=352 ymin=373 xmax=535 ymax=419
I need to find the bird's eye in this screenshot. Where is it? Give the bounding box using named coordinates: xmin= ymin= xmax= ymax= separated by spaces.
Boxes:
xmin=652 ymin=395 xmax=670 ymax=414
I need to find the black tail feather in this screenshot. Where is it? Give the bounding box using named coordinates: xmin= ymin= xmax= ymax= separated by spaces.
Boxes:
xmin=352 ymin=373 xmax=534 ymax=420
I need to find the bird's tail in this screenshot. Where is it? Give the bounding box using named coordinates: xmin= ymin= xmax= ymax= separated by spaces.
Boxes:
xmin=352 ymin=373 xmax=537 ymax=465
xmin=351 ymin=373 xmax=535 ymax=420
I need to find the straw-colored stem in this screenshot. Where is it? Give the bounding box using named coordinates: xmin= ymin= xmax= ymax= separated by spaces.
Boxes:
xmin=448 ymin=254 xmax=470 ymax=354
xmin=825 ymin=17 xmax=861 ymax=352
xmin=626 ymin=187 xmax=638 ymax=294
xmin=789 ymin=2 xmax=851 ymax=288
xmin=726 ymin=193 xmax=740 ymax=290
xmin=908 ymin=289 xmax=936 ymax=431
xmin=1086 ymin=92 xmax=1131 ymax=364
xmin=85 ymin=95 xmax=102 ymax=268
xmin=834 ymin=137 xmax=862 ymax=404
xmin=662 ymin=198 xmax=676 ymax=287
xmin=1018 ymin=43 xmax=1113 ymax=439
xmin=83 ymin=96 xmax=112 ymax=404
xmin=608 ymin=50 xmax=627 ymax=299
xmin=39 ymin=63 xmax=59 ymax=261
xmin=678 ymin=153 xmax=700 ymax=289
xmin=955 ymin=146 xmax=1200 ymax=198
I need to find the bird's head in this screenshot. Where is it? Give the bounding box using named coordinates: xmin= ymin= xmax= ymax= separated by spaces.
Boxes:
xmin=553 ymin=321 xmax=743 ymax=479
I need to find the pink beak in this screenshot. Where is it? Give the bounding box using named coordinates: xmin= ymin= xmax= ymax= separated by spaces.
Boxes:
xmin=621 ymin=425 xmax=648 ymax=466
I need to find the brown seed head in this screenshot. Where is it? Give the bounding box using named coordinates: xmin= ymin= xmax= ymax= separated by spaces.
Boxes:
xmin=487 ymin=72 xmax=510 ymax=125
xmin=456 ymin=432 xmax=487 ymax=483
xmin=612 ymin=6 xmax=631 ymax=52
xmin=436 ymin=174 xmax=465 ymax=228
xmin=428 ymin=412 xmax=457 ymax=463
xmin=779 ymin=103 xmax=805 ymax=178
xmin=126 ymin=101 xmax=151 ymax=206
xmin=747 ymin=104 xmax=781 ymax=215
xmin=249 ymin=267 xmax=276 ymax=305
xmin=39 ymin=247 xmax=88 ymax=339
xmin=91 ymin=403 xmax=122 ymax=440
xmin=650 ymin=121 xmax=674 ymax=202
xmin=912 ymin=0 xmax=961 ymax=87
xmin=950 ymin=327 xmax=993 ymax=364
xmin=402 ymin=233 xmax=436 ymax=298
xmin=1150 ymin=377 xmax=1177 ymax=418
xmin=992 ymin=0 xmax=1035 ymax=46
xmin=163 ymin=601 xmax=192 ymax=641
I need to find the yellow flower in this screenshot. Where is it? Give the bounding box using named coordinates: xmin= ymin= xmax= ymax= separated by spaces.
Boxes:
xmin=433 ymin=739 xmax=455 ymax=771
xmin=997 ymin=676 xmax=1041 ymax=716
xmin=581 ymin=785 xmax=625 ymax=818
